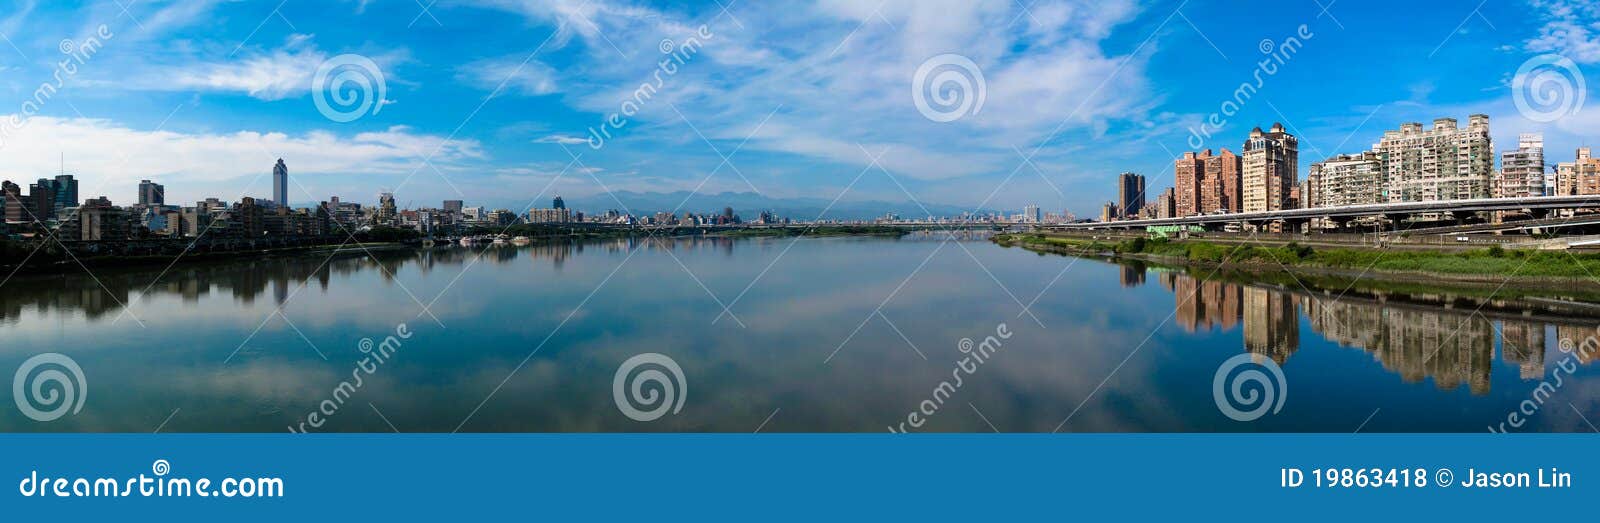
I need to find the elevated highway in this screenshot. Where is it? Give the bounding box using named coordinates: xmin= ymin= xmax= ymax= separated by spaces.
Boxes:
xmin=1049 ymin=195 xmax=1600 ymax=231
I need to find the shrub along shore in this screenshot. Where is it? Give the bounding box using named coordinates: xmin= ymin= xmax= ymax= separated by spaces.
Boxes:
xmin=991 ymin=233 xmax=1600 ymax=286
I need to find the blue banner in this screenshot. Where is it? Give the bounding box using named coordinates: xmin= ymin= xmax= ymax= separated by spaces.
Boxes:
xmin=1 ymin=434 xmax=1594 ymax=520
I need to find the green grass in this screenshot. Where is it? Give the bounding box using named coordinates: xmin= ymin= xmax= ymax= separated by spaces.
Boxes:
xmin=991 ymin=234 xmax=1600 ymax=279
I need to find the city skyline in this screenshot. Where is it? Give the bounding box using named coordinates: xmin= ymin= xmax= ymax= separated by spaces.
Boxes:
xmin=0 ymin=1 xmax=1596 ymax=217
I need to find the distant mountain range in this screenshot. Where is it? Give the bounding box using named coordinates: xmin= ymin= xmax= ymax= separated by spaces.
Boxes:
xmin=434 ymin=191 xmax=988 ymax=221
xmin=296 ymin=191 xmax=1005 ymax=221
xmin=575 ymin=191 xmax=984 ymax=221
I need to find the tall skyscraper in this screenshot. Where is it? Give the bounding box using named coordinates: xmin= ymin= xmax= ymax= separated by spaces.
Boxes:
xmin=1241 ymin=123 xmax=1298 ymax=213
xmin=1203 ymin=148 xmax=1241 ymax=213
xmin=1023 ymin=204 xmax=1041 ymax=223
xmin=443 ymin=200 xmax=464 ymax=213
xmin=272 ymin=159 xmax=288 ymax=207
xmin=1174 ymin=152 xmax=1204 ymax=216
xmin=553 ymin=196 xmax=566 ymax=209
xmin=1497 ymin=133 xmax=1545 ymax=198
xmin=1173 ymin=149 xmax=1241 ymax=216
xmin=51 ymin=174 xmax=77 ymax=212
xmin=138 ymin=179 xmax=165 ymax=206
xmin=1116 ymin=172 xmax=1145 ymax=219
xmin=1373 ymin=115 xmax=1492 ymax=202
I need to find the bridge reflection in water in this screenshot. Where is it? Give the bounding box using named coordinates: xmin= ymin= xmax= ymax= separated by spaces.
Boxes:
xmin=1119 ymin=263 xmax=1600 ymax=395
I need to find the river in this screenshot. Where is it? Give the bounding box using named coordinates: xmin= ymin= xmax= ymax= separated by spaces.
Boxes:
xmin=2 ymin=231 xmax=1597 ymax=432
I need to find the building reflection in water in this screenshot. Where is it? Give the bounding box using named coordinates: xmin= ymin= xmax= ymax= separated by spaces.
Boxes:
xmin=1243 ymin=287 xmax=1298 ymax=365
xmin=1140 ymin=264 xmax=1600 ymax=396
xmin=0 ymin=236 xmax=767 ymax=324
xmin=1119 ymin=263 xmax=1146 ymax=288
xmin=4 ymin=232 xmax=992 ymax=330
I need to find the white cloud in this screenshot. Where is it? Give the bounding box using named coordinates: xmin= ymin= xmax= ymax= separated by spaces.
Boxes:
xmin=111 ymin=34 xmax=408 ymax=102
xmin=171 ymin=45 xmax=325 ymax=100
xmin=455 ymin=56 xmax=560 ymax=96
xmin=534 ymin=134 xmax=587 ymax=144
xmin=0 ymin=116 xmax=481 ymax=204
xmin=1526 ymin=0 xmax=1600 ymax=63
xmin=468 ymin=0 xmax=1154 ymax=184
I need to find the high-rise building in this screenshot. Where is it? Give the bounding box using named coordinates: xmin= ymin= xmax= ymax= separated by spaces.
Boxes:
xmin=1099 ymin=201 xmax=1119 ymax=222
xmin=1241 ymin=123 xmax=1298 ymax=213
xmin=1023 ymin=204 xmax=1041 ymax=223
xmin=1555 ymin=156 xmax=1577 ymax=196
xmin=1373 ymin=115 xmax=1492 ymax=202
xmin=1554 ymin=147 xmax=1600 ymax=196
xmin=26 ymin=179 xmax=54 ymax=223
xmin=552 ymin=196 xmax=566 ymax=210
xmin=1496 ymin=133 xmax=1545 ymax=198
xmin=1205 ymin=148 xmax=1242 ymax=213
xmin=272 ymin=159 xmax=288 ymax=207
xmin=1116 ymin=172 xmax=1145 ymax=219
xmin=1174 ymin=152 xmax=1204 ymax=217
xmin=527 ymin=208 xmax=571 ymax=223
xmin=1306 ymin=152 xmax=1385 ymax=209
xmin=235 ymin=197 xmax=266 ymax=237
xmin=51 ymin=174 xmax=77 ymax=213
xmin=1155 ymin=187 xmax=1176 ymax=219
xmin=443 ymin=200 xmax=463 ymax=214
xmin=1 ymin=181 xmax=22 ymax=223
xmin=138 ymin=179 xmax=165 ymax=206
xmin=377 ymin=192 xmax=397 ymax=225
xmin=1173 ymin=148 xmax=1241 ymax=216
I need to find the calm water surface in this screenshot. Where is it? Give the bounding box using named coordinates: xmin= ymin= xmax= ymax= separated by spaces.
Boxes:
xmin=3 ymin=232 xmax=1598 ymax=432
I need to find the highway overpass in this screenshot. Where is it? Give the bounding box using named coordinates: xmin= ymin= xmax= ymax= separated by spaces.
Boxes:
xmin=1049 ymin=194 xmax=1600 ymax=231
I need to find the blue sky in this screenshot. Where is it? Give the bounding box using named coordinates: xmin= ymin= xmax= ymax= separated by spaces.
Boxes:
xmin=0 ymin=0 xmax=1596 ymax=216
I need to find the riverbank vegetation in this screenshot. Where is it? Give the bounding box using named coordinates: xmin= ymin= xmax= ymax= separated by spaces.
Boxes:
xmin=992 ymin=233 xmax=1600 ymax=280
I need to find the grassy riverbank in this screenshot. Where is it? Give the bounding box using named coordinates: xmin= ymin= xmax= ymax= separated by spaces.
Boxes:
xmin=992 ymin=233 xmax=1600 ymax=280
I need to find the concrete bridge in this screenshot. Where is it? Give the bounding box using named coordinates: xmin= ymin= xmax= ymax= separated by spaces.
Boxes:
xmin=1050 ymin=194 xmax=1600 ymax=231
